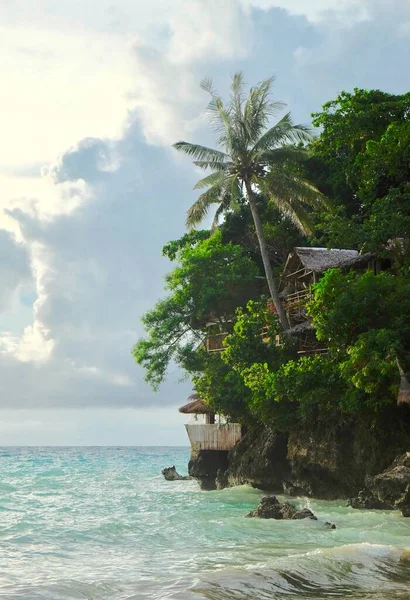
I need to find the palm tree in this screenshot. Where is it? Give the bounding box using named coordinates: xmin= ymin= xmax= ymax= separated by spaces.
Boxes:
xmin=173 ymin=73 xmax=325 ymax=331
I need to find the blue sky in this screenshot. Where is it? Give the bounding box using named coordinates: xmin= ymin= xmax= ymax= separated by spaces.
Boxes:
xmin=1 ymin=0 xmax=410 ymax=445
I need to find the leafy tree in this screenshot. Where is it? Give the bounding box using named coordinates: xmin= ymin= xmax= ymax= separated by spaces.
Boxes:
xmin=193 ymin=354 xmax=252 ymax=422
xmin=133 ymin=232 xmax=258 ymax=389
xmin=307 ymin=269 xmax=410 ymax=352
xmin=173 ymin=73 xmax=325 ymax=330
xmin=306 ymin=89 xmax=410 ymax=249
xmin=310 ymin=89 xmax=410 ymax=210
xmin=306 ymin=269 xmax=410 ymax=411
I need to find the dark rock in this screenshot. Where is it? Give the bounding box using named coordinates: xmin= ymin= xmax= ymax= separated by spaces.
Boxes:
xmin=246 ymin=496 xmax=290 ymax=519
xmin=188 ymin=450 xmax=229 ymax=491
xmin=293 ymin=508 xmax=317 ymax=520
xmin=347 ymin=489 xmax=392 ymax=511
xmin=246 ymin=496 xmax=319 ymax=521
xmin=286 ymin=413 xmax=410 ymax=500
xmin=367 ymin=453 xmax=410 ymax=517
xmin=162 ymin=466 xmax=191 ymax=481
xmin=283 ymin=481 xmax=309 ymax=497
xmin=215 ymin=468 xmax=229 ymax=490
xmin=226 ymin=428 xmax=290 ymax=491
xmin=324 ymin=522 xmax=337 ymax=530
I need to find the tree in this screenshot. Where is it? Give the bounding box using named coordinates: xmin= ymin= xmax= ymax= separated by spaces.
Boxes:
xmin=310 ymin=89 xmax=410 ymax=210
xmin=173 ymin=73 xmax=324 ymax=330
xmin=133 ymin=231 xmax=258 ymax=389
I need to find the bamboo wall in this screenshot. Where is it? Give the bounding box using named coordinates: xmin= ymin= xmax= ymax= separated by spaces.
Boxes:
xmin=185 ymin=423 xmax=242 ymax=451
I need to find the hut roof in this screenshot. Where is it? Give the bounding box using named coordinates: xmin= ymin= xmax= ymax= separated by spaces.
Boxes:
xmin=283 ymin=247 xmax=370 ymax=277
xmin=178 ymin=394 xmax=214 ymax=415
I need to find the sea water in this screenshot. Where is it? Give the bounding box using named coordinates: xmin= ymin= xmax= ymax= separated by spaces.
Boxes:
xmin=0 ymin=447 xmax=409 ymax=599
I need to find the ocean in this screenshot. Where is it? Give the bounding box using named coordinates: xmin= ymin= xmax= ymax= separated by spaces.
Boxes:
xmin=0 ymin=446 xmax=409 ymax=599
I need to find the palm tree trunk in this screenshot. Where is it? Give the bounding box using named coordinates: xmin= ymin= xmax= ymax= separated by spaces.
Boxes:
xmin=245 ymin=181 xmax=290 ymax=331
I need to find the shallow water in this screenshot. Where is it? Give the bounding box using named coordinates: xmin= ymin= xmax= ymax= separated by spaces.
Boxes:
xmin=0 ymin=447 xmax=409 ymax=599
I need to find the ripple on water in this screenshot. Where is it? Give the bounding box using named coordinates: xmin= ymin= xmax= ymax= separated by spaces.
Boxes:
xmin=0 ymin=447 xmax=410 ymax=600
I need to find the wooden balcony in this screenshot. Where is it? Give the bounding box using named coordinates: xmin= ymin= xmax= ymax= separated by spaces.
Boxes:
xmin=205 ymin=332 xmax=228 ymax=353
xmin=185 ymin=423 xmax=242 ymax=451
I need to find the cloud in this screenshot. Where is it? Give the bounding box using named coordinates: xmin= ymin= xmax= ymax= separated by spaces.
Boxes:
xmin=0 ymin=230 xmax=31 ymax=313
xmin=2 ymin=0 xmax=410 ymax=443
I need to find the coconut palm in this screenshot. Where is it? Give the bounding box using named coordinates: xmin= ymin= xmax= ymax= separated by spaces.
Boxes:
xmin=173 ymin=73 xmax=325 ymax=331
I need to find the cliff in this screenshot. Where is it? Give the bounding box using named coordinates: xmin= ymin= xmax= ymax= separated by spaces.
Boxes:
xmin=188 ymin=407 xmax=410 ymax=515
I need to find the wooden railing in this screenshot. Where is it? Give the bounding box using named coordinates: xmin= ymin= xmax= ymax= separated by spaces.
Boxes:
xmin=185 ymin=423 xmax=242 ymax=451
xmin=205 ymin=332 xmax=228 ymax=353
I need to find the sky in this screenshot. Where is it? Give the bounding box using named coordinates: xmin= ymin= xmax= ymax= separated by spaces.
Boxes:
xmin=1 ymin=0 xmax=410 ymax=445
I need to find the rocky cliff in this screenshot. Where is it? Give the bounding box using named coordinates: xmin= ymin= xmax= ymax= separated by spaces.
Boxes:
xmin=188 ymin=407 xmax=410 ymax=515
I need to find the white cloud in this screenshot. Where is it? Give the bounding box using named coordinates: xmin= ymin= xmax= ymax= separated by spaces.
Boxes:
xmin=243 ymin=0 xmax=367 ymax=22
xmin=1 ymin=0 xmax=410 ymax=442
xmin=0 ymin=26 xmax=134 ymax=167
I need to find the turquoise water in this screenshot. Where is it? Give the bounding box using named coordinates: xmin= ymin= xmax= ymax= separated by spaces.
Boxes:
xmin=0 ymin=447 xmax=410 ymax=599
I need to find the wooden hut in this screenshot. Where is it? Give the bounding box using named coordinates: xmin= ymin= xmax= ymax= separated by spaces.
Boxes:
xmin=179 ymin=394 xmax=242 ymax=452
xmin=280 ymin=247 xmax=372 ymax=328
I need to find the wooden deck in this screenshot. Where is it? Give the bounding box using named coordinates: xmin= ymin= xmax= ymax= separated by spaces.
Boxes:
xmin=185 ymin=423 xmax=242 ymax=451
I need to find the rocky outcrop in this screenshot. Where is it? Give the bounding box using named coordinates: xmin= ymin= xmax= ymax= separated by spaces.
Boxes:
xmin=225 ymin=427 xmax=290 ymax=490
xmin=347 ymin=489 xmax=391 ymax=510
xmin=186 ymin=409 xmax=410 ymax=512
xmin=246 ymin=496 xmax=317 ymax=520
xmin=188 ymin=450 xmax=229 ymax=490
xmin=369 ymin=453 xmax=410 ymax=516
xmin=162 ymin=466 xmax=191 ymax=481
xmin=245 ymin=495 xmax=336 ymax=527
xmin=347 ymin=454 xmax=410 ymax=516
xmin=222 ymin=411 xmax=410 ymax=500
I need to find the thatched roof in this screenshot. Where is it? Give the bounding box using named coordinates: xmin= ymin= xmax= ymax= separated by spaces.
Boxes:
xmin=283 ymin=247 xmax=370 ymax=277
xmin=178 ymin=394 xmax=214 ymax=414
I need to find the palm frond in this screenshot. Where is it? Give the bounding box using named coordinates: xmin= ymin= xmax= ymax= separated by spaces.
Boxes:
xmin=258 ymin=168 xmax=329 ymax=234
xmin=274 ymin=197 xmax=315 ymax=235
xmin=253 ymin=113 xmax=312 ymax=152
xmin=258 ymin=145 xmax=309 ymax=165
xmin=211 ymin=203 xmax=226 ymax=230
xmin=243 ymin=76 xmax=280 ymax=143
xmin=200 ymin=76 xmax=217 ymax=97
xmin=231 ymin=72 xmax=246 ymax=117
xmin=173 ymin=141 xmax=228 ymax=163
xmin=186 ymin=187 xmax=221 ymax=229
xmin=193 ymin=160 xmax=232 ymax=171
xmin=193 ymin=170 xmax=227 ymax=190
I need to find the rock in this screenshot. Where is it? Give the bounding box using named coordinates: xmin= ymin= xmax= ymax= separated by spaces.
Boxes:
xmin=293 ymin=508 xmax=317 ymax=520
xmin=324 ymin=522 xmax=337 ymax=530
xmin=161 ymin=466 xmax=191 ymax=481
xmin=246 ymin=496 xmax=319 ymax=521
xmin=246 ymin=496 xmax=289 ymax=519
xmin=225 ymin=428 xmax=290 ymax=491
xmin=215 ymin=468 xmax=229 ymax=490
xmin=188 ymin=450 xmax=229 ymax=490
xmin=347 ymin=489 xmax=392 ymax=510
xmin=368 ymin=453 xmax=410 ymax=517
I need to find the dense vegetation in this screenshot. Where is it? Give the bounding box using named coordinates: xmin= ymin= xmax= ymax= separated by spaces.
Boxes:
xmin=134 ymin=79 xmax=410 ymax=430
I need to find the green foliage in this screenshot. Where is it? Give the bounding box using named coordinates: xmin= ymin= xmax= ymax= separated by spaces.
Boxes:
xmin=218 ymin=300 xmax=298 ymax=424
xmin=168 ymin=231 xmax=258 ymax=326
xmin=194 ymin=354 xmax=252 ymax=423
xmin=162 ymin=230 xmax=210 ymax=261
xmin=307 ymin=89 xmax=410 ymax=249
xmin=310 ymin=88 xmax=410 ymax=207
xmin=339 ymin=329 xmax=400 ymax=401
xmin=220 ymin=198 xmax=308 ymax=278
xmin=307 ymin=269 xmax=410 ymax=350
xmin=306 ymin=269 xmax=410 ymax=412
xmin=357 ymin=121 xmax=410 ymax=202
xmin=133 ymin=232 xmax=258 ymax=389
